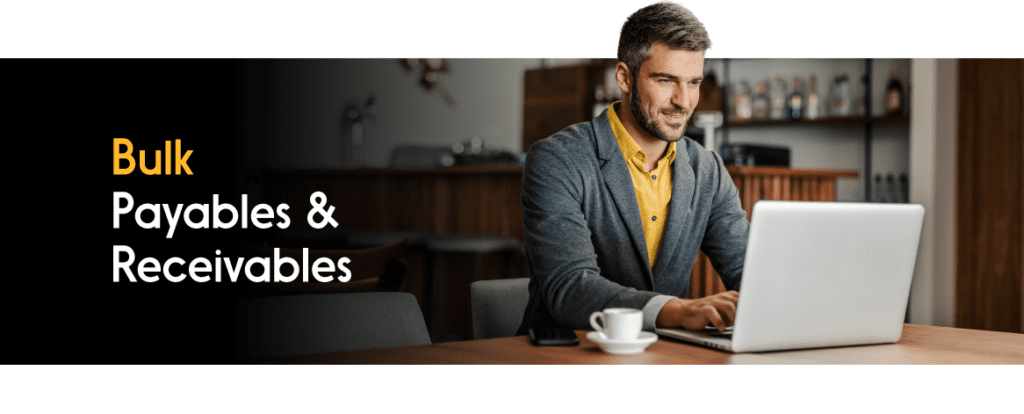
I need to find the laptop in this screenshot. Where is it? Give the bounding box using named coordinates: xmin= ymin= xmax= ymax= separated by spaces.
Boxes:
xmin=656 ymin=201 xmax=925 ymax=353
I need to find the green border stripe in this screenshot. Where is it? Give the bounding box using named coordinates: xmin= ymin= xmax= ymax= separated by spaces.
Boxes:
xmin=2 ymin=0 xmax=1024 ymax=56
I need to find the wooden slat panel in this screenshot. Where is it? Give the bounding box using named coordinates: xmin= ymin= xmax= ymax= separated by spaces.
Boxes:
xmin=751 ymin=176 xmax=762 ymax=207
xmin=742 ymin=176 xmax=754 ymax=215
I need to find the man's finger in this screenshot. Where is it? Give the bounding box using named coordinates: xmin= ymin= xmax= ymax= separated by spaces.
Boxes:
xmin=719 ymin=300 xmax=737 ymax=326
xmin=703 ymin=306 xmax=726 ymax=331
xmin=722 ymin=290 xmax=739 ymax=303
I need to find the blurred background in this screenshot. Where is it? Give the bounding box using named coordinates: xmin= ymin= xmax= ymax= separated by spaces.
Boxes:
xmin=234 ymin=58 xmax=1021 ymax=343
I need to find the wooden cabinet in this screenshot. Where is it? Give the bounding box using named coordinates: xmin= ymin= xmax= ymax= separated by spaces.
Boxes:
xmin=522 ymin=63 xmax=609 ymax=152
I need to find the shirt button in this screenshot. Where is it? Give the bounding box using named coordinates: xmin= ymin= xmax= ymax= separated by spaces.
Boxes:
xmin=652 ymin=216 xmax=657 ymax=221
xmin=651 ymin=174 xmax=657 ymax=179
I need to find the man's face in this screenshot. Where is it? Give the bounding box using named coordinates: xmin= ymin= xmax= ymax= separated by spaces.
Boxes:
xmin=628 ymin=43 xmax=704 ymax=143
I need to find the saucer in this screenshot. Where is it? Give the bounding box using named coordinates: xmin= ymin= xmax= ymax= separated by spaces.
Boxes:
xmin=587 ymin=331 xmax=658 ymax=355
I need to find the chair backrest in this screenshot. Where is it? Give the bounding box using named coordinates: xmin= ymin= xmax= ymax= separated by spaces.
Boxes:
xmin=470 ymin=278 xmax=530 ymax=339
xmin=236 ymin=292 xmax=431 ymax=360
xmin=240 ymin=236 xmax=408 ymax=294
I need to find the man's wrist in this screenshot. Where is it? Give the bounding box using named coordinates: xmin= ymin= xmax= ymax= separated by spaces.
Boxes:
xmin=641 ymin=295 xmax=676 ymax=331
xmin=655 ymin=297 xmax=691 ymax=328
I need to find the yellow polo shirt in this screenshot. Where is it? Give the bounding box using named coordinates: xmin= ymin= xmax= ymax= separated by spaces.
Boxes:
xmin=607 ymin=102 xmax=676 ymax=268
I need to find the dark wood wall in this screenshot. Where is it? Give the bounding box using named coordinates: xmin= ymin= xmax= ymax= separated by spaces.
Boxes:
xmin=956 ymin=59 xmax=1024 ymax=334
xmin=264 ymin=166 xmax=524 ymax=239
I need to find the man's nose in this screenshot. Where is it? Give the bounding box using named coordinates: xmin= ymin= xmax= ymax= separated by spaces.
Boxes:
xmin=670 ymin=86 xmax=694 ymax=111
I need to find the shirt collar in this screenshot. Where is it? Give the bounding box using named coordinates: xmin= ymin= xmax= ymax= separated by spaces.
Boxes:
xmin=607 ymin=101 xmax=677 ymax=166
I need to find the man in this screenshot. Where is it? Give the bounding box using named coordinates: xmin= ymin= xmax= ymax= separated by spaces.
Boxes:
xmin=517 ymin=2 xmax=749 ymax=336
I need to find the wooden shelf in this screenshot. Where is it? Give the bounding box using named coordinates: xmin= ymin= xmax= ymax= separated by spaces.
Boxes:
xmin=726 ymin=166 xmax=859 ymax=179
xmin=722 ymin=114 xmax=909 ymax=128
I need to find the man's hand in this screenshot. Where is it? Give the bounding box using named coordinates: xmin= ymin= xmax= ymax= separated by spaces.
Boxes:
xmin=655 ymin=291 xmax=739 ymax=331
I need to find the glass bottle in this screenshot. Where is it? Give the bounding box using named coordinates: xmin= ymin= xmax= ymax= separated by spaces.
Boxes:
xmin=885 ymin=68 xmax=905 ymax=116
xmin=752 ymin=81 xmax=768 ymax=120
xmin=734 ymin=80 xmax=753 ymax=121
xmin=897 ymin=173 xmax=909 ymax=203
xmin=805 ymin=75 xmax=822 ymax=120
xmin=768 ymin=76 xmax=788 ymax=120
xmin=873 ymin=174 xmax=885 ymax=203
xmin=788 ymin=76 xmax=805 ymax=120
xmin=829 ymin=74 xmax=851 ymax=117
xmin=885 ymin=173 xmax=898 ymax=203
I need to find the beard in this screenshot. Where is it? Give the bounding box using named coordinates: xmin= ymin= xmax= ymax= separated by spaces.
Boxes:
xmin=629 ymin=89 xmax=688 ymax=143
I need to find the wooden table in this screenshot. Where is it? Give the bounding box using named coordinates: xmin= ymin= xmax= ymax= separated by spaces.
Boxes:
xmin=265 ymin=324 xmax=1024 ymax=364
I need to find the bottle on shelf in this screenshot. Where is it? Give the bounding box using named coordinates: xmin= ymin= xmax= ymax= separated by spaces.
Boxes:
xmin=768 ymin=76 xmax=787 ymax=120
xmin=897 ymin=173 xmax=909 ymax=203
xmin=829 ymin=74 xmax=851 ymax=117
xmin=752 ymin=80 xmax=768 ymax=120
xmin=806 ymin=75 xmax=822 ymax=120
xmin=885 ymin=173 xmax=898 ymax=203
xmin=734 ymin=80 xmax=753 ymax=121
xmin=885 ymin=67 xmax=905 ymax=116
xmin=788 ymin=76 xmax=805 ymax=120
xmin=872 ymin=174 xmax=886 ymax=203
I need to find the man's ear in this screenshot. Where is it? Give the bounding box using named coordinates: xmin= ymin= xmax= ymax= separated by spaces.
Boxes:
xmin=614 ymin=62 xmax=632 ymax=96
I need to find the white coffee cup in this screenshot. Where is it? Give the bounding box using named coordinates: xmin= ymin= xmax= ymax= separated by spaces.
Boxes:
xmin=589 ymin=308 xmax=642 ymax=341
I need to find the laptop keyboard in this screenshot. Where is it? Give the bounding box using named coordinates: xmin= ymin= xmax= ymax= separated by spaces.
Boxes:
xmin=704 ymin=326 xmax=734 ymax=339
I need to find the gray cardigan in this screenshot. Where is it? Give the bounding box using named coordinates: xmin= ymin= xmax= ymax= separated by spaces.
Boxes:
xmin=516 ymin=109 xmax=750 ymax=333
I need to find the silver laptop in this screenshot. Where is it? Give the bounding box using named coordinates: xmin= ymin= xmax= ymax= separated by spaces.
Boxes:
xmin=656 ymin=201 xmax=924 ymax=353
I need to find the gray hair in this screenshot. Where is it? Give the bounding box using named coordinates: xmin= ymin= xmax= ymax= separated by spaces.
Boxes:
xmin=617 ymin=2 xmax=711 ymax=78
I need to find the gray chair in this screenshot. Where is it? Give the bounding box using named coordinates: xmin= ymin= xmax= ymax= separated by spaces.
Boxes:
xmin=236 ymin=292 xmax=431 ymax=360
xmin=469 ymin=278 xmax=530 ymax=339
xmin=426 ymin=235 xmax=522 ymax=340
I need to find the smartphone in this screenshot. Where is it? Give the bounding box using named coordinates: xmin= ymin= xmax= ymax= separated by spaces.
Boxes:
xmin=528 ymin=327 xmax=580 ymax=346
